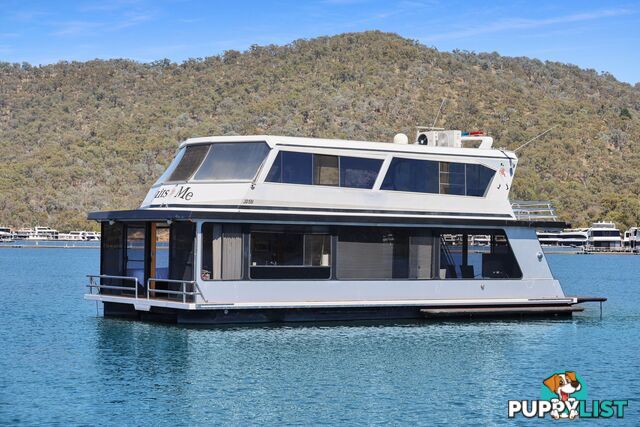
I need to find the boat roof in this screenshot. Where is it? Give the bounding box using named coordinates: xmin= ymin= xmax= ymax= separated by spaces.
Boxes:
xmin=179 ymin=135 xmax=517 ymax=160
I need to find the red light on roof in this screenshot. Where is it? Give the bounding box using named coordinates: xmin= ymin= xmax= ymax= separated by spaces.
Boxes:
xmin=469 ymin=131 xmax=485 ymax=136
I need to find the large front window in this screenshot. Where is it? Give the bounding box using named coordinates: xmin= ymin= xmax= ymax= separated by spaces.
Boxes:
xmin=193 ymin=142 xmax=269 ymax=181
xmin=158 ymin=142 xmax=270 ymax=184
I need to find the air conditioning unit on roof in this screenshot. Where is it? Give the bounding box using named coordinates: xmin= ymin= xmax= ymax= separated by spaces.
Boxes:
xmin=416 ymin=130 xmax=462 ymax=148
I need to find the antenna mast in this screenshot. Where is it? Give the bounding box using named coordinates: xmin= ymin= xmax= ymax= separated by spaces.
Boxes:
xmin=432 ymin=98 xmax=446 ymax=128
xmin=514 ymin=125 xmax=557 ymax=153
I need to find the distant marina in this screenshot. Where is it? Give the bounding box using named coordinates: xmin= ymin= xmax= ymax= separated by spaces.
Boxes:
xmin=512 ymin=201 xmax=640 ymax=254
xmin=0 ymin=226 xmax=100 ymax=248
xmin=2 ymin=204 xmax=638 ymax=254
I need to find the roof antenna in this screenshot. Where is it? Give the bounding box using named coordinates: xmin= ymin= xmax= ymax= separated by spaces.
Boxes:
xmin=432 ymin=98 xmax=446 ymax=128
xmin=514 ymin=125 xmax=558 ymax=153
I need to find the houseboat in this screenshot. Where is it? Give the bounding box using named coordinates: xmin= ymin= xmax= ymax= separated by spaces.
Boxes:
xmin=559 ymin=228 xmax=588 ymax=247
xmin=85 ymin=130 xmax=604 ymax=324
xmin=623 ymin=227 xmax=639 ymax=251
xmin=13 ymin=226 xmax=59 ymax=240
xmin=536 ymin=231 xmax=562 ymax=246
xmin=586 ymin=222 xmax=622 ymax=250
xmin=59 ymin=230 xmax=101 ymax=241
xmin=0 ymin=226 xmax=12 ymax=242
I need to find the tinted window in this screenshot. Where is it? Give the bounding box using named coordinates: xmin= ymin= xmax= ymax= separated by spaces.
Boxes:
xmin=439 ymin=162 xmax=465 ymax=195
xmin=250 ymin=232 xmax=331 ymax=279
xmin=193 ymin=142 xmax=269 ymax=181
xmin=340 ymin=157 xmax=382 ymax=189
xmin=439 ymin=231 xmax=522 ymax=279
xmin=314 ymin=154 xmax=339 ymax=186
xmin=466 ymin=164 xmax=494 ymax=197
xmin=337 ymin=228 xmax=414 ymax=279
xmin=167 ymin=144 xmax=210 ymax=182
xmin=154 ymin=147 xmax=185 ymax=185
xmin=100 ymin=222 xmax=124 ymax=292
xmin=266 ymin=151 xmax=313 ymax=185
xmin=381 ymin=158 xmax=439 ymax=193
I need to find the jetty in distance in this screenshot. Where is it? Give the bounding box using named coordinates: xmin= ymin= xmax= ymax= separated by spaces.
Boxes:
xmin=0 ymin=226 xmax=100 ymax=248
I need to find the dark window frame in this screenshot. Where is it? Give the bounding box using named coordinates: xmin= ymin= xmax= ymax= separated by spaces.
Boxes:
xmin=381 ymin=157 xmax=495 ymax=198
xmin=248 ymin=230 xmax=332 ymax=280
xmin=265 ymin=150 xmax=383 ymax=189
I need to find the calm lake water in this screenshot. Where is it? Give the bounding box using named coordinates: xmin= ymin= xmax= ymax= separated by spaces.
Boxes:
xmin=0 ymin=249 xmax=638 ymax=425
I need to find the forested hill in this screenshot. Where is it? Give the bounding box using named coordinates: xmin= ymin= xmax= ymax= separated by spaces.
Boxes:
xmin=1 ymin=31 xmax=639 ymax=230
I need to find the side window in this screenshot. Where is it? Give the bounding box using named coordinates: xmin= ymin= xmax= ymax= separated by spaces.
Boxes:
xmin=439 ymin=162 xmax=465 ymax=195
xmin=250 ymin=232 xmax=331 ymax=279
xmin=437 ymin=231 xmax=522 ymax=279
xmin=167 ymin=144 xmax=210 ymax=182
xmin=336 ymin=228 xmax=434 ymax=279
xmin=466 ymin=164 xmax=494 ymax=197
xmin=266 ymin=152 xmax=313 ymax=185
xmin=314 ymin=154 xmax=339 ymax=186
xmin=340 ymin=157 xmax=382 ymax=189
xmin=201 ymin=223 xmax=243 ymax=280
xmin=381 ymin=158 xmax=439 ymax=193
xmin=381 ymin=158 xmax=495 ymax=197
xmin=266 ymin=151 xmax=382 ymax=189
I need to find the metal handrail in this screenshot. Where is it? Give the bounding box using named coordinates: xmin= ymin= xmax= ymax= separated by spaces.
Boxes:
xmin=147 ymin=278 xmax=205 ymax=303
xmin=87 ymin=274 xmax=140 ymax=298
xmin=87 ymin=274 xmax=206 ymax=303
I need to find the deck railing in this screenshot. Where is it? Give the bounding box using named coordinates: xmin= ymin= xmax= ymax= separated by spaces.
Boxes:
xmin=87 ymin=274 xmax=140 ymax=297
xmin=511 ymin=200 xmax=558 ymax=221
xmin=146 ymin=278 xmax=205 ymax=303
xmin=87 ymin=275 xmax=206 ymax=303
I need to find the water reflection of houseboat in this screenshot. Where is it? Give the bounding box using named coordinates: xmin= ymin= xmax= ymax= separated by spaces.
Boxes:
xmin=85 ymin=131 xmax=604 ymax=324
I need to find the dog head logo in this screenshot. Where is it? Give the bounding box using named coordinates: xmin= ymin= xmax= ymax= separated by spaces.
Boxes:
xmin=543 ymin=371 xmax=583 ymax=420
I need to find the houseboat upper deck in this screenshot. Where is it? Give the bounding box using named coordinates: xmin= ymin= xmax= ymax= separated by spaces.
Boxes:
xmin=85 ymin=130 xmax=604 ymax=324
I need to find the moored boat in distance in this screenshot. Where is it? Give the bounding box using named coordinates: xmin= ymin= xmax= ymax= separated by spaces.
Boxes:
xmin=0 ymin=226 xmax=13 ymax=242
xmin=13 ymin=226 xmax=59 ymax=240
xmin=586 ymin=221 xmax=622 ymax=251
xmin=58 ymin=230 xmax=101 ymax=241
xmin=623 ymin=227 xmax=640 ymax=251
xmin=85 ymin=129 xmax=605 ymax=324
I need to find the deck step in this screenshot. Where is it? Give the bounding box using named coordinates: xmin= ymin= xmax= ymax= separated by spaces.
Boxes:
xmin=420 ymin=305 xmax=583 ymax=318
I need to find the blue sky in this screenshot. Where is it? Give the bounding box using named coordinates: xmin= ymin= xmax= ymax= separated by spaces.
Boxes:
xmin=1 ymin=0 xmax=639 ymax=84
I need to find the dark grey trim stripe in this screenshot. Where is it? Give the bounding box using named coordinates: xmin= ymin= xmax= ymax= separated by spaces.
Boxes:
xmin=148 ymin=203 xmax=513 ymax=218
xmin=87 ymin=208 xmax=569 ymax=229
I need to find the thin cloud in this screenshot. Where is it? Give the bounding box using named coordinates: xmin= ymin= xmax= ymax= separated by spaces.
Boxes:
xmin=51 ymin=21 xmax=104 ymax=36
xmin=50 ymin=11 xmax=155 ymax=36
xmin=424 ymin=8 xmax=633 ymax=41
